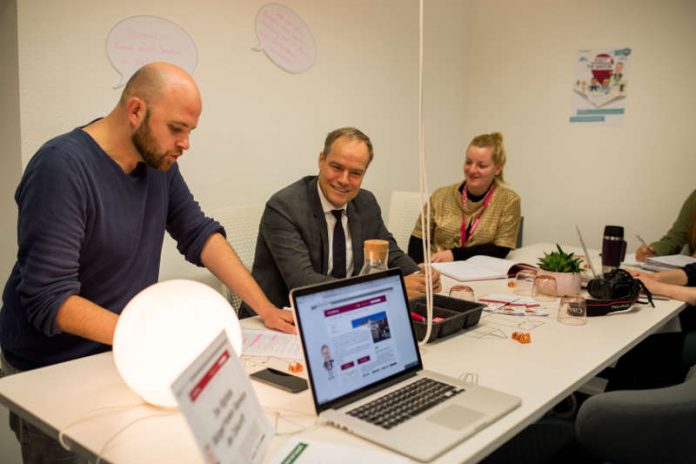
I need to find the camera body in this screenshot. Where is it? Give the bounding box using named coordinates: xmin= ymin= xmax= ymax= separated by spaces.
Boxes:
xmin=586 ymin=268 xmax=653 ymax=316
xmin=587 ymin=269 xmax=636 ymax=300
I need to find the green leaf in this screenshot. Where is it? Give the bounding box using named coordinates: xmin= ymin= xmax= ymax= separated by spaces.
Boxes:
xmin=537 ymin=244 xmax=582 ymax=273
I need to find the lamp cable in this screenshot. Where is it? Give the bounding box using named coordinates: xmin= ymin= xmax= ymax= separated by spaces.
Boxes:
xmin=56 ymin=402 xmax=176 ymax=464
xmin=417 ymin=0 xmax=434 ymax=346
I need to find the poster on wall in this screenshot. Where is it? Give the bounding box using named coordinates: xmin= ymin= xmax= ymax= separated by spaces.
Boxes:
xmin=569 ymin=47 xmax=631 ymax=126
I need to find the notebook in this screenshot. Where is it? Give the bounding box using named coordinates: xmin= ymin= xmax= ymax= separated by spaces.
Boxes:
xmin=290 ymin=269 xmax=521 ymax=462
xmin=432 ymin=255 xmax=535 ymax=282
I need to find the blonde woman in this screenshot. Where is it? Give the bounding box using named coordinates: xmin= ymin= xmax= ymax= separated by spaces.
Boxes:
xmin=408 ymin=132 xmax=521 ymax=263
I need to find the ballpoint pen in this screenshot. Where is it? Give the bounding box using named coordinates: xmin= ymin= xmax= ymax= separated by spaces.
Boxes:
xmin=636 ymin=235 xmax=649 ymax=248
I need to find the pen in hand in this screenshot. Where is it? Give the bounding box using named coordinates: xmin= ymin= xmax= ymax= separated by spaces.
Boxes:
xmin=635 ymin=234 xmax=656 ymax=262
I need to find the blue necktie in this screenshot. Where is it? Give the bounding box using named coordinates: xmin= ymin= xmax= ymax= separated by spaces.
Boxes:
xmin=331 ymin=209 xmax=346 ymax=278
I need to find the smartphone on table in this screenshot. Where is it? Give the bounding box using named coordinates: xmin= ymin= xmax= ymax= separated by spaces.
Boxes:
xmin=250 ymin=367 xmax=308 ymax=393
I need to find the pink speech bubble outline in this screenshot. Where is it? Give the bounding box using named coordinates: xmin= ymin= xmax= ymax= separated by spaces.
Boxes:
xmin=106 ymin=15 xmax=198 ymax=88
xmin=253 ymin=3 xmax=317 ymax=74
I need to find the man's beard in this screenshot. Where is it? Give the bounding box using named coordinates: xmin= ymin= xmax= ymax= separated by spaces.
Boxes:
xmin=131 ymin=113 xmax=180 ymax=171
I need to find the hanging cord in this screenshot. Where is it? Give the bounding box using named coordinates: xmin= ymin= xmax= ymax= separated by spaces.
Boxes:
xmin=417 ymin=0 xmax=434 ymax=346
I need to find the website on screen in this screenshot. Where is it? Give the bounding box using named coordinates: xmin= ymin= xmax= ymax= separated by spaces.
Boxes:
xmin=295 ymin=274 xmax=420 ymax=405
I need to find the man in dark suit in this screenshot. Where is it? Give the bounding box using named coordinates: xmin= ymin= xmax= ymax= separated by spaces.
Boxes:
xmin=241 ymin=127 xmax=440 ymax=315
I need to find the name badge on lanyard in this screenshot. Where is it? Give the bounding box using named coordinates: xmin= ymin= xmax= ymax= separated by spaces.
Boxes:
xmin=461 ymin=185 xmax=495 ymax=245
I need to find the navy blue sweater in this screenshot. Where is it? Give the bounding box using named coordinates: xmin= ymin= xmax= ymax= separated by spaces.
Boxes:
xmin=0 ymin=127 xmax=223 ymax=370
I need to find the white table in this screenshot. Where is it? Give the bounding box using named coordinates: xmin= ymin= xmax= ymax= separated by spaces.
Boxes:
xmin=0 ymin=244 xmax=685 ymax=463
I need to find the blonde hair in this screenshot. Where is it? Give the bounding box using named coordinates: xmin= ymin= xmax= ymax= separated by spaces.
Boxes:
xmin=468 ymin=132 xmax=506 ymax=183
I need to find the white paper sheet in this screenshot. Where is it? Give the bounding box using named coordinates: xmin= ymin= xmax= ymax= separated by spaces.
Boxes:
xmin=242 ymin=329 xmax=302 ymax=359
xmin=268 ymin=438 xmax=409 ymax=464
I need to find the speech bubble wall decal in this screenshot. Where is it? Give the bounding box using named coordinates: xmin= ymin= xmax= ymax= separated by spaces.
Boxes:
xmin=106 ymin=15 xmax=198 ymax=88
xmin=253 ymin=4 xmax=316 ymax=74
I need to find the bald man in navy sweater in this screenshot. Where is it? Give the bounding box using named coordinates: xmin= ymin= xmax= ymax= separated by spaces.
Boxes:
xmin=0 ymin=62 xmax=293 ymax=463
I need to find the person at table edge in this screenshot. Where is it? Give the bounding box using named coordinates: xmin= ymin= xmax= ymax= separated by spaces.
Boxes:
xmin=635 ymin=188 xmax=696 ymax=262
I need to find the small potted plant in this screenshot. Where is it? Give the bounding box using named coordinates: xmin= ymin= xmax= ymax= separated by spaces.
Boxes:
xmin=537 ymin=244 xmax=583 ymax=296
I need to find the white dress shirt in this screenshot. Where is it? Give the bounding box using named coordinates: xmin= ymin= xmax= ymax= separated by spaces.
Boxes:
xmin=317 ymin=184 xmax=354 ymax=277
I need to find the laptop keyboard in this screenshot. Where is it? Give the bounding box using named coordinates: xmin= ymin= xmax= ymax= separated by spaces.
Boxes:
xmin=347 ymin=378 xmax=464 ymax=429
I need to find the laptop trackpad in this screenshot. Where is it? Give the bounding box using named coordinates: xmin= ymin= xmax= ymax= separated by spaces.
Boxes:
xmin=426 ymin=405 xmax=485 ymax=430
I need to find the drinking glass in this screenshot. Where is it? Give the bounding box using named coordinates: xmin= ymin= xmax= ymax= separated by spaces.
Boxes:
xmin=532 ymin=275 xmax=557 ymax=302
xmin=449 ymin=285 xmax=475 ymax=302
xmin=512 ymin=269 xmax=538 ymax=296
xmin=557 ymin=295 xmax=587 ymax=326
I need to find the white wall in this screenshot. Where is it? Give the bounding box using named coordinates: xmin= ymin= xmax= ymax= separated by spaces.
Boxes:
xmin=14 ymin=0 xmax=431 ymax=284
xmin=0 ymin=0 xmax=23 ymax=461
xmin=13 ymin=0 xmax=693 ymax=277
xmin=0 ymin=0 xmax=21 ymax=282
xmin=454 ymin=0 xmax=696 ymax=251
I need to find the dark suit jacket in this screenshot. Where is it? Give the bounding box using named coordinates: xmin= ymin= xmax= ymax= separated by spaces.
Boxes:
xmin=242 ymin=176 xmax=419 ymax=314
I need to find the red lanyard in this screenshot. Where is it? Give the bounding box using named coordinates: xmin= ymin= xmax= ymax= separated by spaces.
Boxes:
xmin=460 ymin=184 xmax=496 ymax=245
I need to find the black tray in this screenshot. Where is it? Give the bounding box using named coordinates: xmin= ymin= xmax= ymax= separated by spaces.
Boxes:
xmin=409 ymin=294 xmax=484 ymax=343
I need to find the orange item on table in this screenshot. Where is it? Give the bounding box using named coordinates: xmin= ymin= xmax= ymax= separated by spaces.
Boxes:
xmin=511 ymin=331 xmax=531 ymax=344
xmin=288 ymin=361 xmax=304 ymax=373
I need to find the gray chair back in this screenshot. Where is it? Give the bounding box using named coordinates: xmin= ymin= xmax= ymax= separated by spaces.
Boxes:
xmin=576 ymin=368 xmax=696 ymax=464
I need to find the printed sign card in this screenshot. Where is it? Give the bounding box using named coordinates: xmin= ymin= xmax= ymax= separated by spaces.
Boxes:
xmin=172 ymin=331 xmax=272 ymax=464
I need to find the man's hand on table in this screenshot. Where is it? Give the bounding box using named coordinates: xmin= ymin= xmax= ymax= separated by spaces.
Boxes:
xmin=260 ymin=307 xmax=296 ymax=334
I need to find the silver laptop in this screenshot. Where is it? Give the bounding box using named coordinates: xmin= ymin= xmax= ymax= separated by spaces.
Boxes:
xmin=290 ymin=269 xmax=521 ymax=462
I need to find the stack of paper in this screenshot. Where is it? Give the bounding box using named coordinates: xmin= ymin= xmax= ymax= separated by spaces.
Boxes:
xmin=646 ymin=254 xmax=696 ymax=269
xmin=242 ymin=329 xmax=302 ymax=359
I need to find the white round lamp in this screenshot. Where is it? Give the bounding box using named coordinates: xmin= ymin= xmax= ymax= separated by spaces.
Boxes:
xmin=113 ymin=279 xmax=243 ymax=408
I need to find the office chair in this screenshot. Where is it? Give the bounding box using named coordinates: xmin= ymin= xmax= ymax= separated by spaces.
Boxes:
xmin=516 ymin=216 xmax=524 ymax=248
xmin=386 ymin=191 xmax=426 ymax=251
xmin=575 ymin=367 xmax=696 ymax=464
xmin=212 ymin=204 xmax=265 ymax=312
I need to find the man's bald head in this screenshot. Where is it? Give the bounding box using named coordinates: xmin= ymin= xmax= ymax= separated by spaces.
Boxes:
xmin=119 ymin=62 xmax=200 ymax=108
xmin=114 ymin=62 xmax=202 ymax=172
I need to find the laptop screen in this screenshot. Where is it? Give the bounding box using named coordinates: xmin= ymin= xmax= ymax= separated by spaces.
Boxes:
xmin=291 ymin=269 xmax=423 ymax=412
